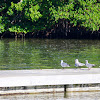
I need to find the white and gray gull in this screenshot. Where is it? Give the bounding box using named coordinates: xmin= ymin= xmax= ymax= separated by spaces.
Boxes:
xmin=85 ymin=60 xmax=95 ymax=70
xmin=61 ymin=60 xmax=70 ymax=69
xmin=75 ymin=59 xmax=85 ymax=68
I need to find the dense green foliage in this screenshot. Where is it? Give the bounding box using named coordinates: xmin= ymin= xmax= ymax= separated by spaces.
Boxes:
xmin=0 ymin=0 xmax=100 ymax=37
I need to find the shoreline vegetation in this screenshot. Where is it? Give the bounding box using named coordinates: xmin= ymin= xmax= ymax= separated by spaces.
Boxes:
xmin=0 ymin=0 xmax=100 ymax=39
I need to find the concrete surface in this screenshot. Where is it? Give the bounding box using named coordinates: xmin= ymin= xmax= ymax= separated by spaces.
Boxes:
xmin=0 ymin=68 xmax=100 ymax=95
xmin=0 ymin=68 xmax=100 ymax=87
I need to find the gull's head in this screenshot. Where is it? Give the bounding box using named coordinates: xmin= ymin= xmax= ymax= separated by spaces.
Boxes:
xmin=75 ymin=59 xmax=78 ymax=63
xmin=85 ymin=60 xmax=88 ymax=63
xmin=61 ymin=60 xmax=63 ymax=63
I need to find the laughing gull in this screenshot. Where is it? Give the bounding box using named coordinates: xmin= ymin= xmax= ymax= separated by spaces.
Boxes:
xmin=61 ymin=60 xmax=70 ymax=69
xmin=85 ymin=60 xmax=95 ymax=70
xmin=75 ymin=59 xmax=85 ymax=68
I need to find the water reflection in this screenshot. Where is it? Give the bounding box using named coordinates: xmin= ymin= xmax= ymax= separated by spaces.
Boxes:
xmin=0 ymin=92 xmax=100 ymax=100
xmin=0 ymin=39 xmax=100 ymax=69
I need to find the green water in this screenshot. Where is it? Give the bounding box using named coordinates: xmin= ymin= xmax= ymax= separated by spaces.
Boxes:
xmin=0 ymin=39 xmax=100 ymax=70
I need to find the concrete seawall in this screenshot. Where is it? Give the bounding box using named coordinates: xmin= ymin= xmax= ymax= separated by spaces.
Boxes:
xmin=0 ymin=68 xmax=100 ymax=95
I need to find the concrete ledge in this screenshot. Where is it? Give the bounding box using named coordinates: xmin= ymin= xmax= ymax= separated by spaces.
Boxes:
xmin=0 ymin=69 xmax=100 ymax=95
xmin=0 ymin=74 xmax=100 ymax=87
xmin=1 ymin=87 xmax=100 ymax=95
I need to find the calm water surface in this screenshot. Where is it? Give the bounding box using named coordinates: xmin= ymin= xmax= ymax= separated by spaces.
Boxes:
xmin=0 ymin=39 xmax=100 ymax=69
xmin=0 ymin=92 xmax=100 ymax=100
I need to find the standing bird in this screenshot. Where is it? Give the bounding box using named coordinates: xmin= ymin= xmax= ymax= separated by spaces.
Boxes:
xmin=85 ymin=60 xmax=95 ymax=70
xmin=75 ymin=59 xmax=85 ymax=68
xmin=61 ymin=60 xmax=70 ymax=69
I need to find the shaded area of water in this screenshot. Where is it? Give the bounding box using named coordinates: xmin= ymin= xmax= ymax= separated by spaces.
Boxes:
xmin=0 ymin=39 xmax=100 ymax=69
xmin=0 ymin=92 xmax=100 ymax=100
